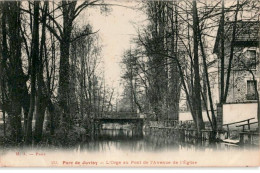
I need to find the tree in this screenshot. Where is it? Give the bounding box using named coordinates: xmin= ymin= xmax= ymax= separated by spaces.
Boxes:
xmin=223 ymin=0 xmax=240 ymax=103
xmin=1 ymin=1 xmax=30 ymax=142
xmin=34 ymin=1 xmax=49 ymax=143
xmin=0 ymin=0 xmax=106 ymax=144
xmin=45 ymin=0 xmax=101 ymax=128
xmin=135 ymin=1 xmax=182 ymax=120
xmin=121 ymin=49 xmax=143 ymax=113
xmin=192 ymin=0 xmax=204 ymax=133
xmin=70 ymin=27 xmax=103 ymax=128
xmin=25 ymin=1 xmax=40 ymax=144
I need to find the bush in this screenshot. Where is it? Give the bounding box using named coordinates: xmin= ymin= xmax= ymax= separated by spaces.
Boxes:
xmin=53 ymin=124 xmax=88 ymax=146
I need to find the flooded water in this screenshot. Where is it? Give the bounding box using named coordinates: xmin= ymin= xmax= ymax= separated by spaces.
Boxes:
xmin=1 ymin=128 xmax=259 ymax=167
xmin=79 ymin=128 xmax=247 ymax=153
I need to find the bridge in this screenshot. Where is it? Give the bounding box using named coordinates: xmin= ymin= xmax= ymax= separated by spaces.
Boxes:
xmin=99 ymin=111 xmax=138 ymax=118
xmin=92 ymin=115 xmax=144 ymax=136
xmin=94 ymin=117 xmax=144 ymax=124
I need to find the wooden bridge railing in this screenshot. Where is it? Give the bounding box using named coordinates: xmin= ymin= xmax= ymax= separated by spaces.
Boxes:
xmin=236 ymin=121 xmax=258 ymax=132
xmin=222 ymin=117 xmax=255 ymax=132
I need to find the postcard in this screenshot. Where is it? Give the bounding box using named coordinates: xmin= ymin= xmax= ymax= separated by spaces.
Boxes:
xmin=0 ymin=0 xmax=259 ymax=167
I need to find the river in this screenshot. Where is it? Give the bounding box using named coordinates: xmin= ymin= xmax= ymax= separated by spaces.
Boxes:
xmin=1 ymin=127 xmax=259 ymax=167
xmin=78 ymin=128 xmax=245 ymax=153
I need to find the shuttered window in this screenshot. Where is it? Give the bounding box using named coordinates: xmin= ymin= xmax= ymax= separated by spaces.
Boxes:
xmin=246 ymin=80 xmax=257 ymax=100
xmin=245 ymin=50 xmax=257 ymax=69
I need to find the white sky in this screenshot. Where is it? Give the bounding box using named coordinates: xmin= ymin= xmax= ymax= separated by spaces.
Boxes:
xmin=78 ymin=0 xmax=146 ymax=91
xmin=76 ymin=0 xmax=258 ymax=99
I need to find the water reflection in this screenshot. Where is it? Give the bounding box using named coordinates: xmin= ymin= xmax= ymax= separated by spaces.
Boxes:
xmin=79 ymin=129 xmax=252 ymax=153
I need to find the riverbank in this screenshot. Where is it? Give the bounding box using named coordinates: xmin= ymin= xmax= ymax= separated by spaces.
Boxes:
xmin=144 ymin=120 xmax=260 ymax=146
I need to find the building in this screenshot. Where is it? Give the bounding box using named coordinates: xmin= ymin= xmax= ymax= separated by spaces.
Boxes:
xmin=213 ymin=20 xmax=259 ymax=126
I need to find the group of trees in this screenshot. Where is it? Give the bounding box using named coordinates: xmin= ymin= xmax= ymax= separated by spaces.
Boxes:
xmin=0 ymin=0 xmax=114 ymax=145
xmin=121 ymin=0 xmax=259 ymax=136
xmin=0 ymin=0 xmax=259 ymax=144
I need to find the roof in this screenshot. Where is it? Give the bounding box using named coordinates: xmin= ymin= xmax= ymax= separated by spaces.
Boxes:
xmin=213 ymin=20 xmax=259 ymax=54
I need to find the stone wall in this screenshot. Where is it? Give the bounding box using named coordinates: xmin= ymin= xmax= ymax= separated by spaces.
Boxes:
xmin=219 ymin=46 xmax=260 ymax=104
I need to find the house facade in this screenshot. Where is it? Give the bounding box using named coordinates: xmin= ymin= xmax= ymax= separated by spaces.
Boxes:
xmin=213 ymin=20 xmax=259 ymax=126
xmin=214 ymin=21 xmax=259 ymax=103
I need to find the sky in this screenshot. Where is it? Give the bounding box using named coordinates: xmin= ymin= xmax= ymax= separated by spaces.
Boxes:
xmin=77 ymin=0 xmax=147 ymax=91
xmin=75 ymin=0 xmax=258 ymax=99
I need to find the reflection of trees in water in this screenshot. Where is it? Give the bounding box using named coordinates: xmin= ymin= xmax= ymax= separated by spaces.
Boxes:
xmin=79 ymin=129 xmax=242 ymax=152
xmin=97 ymin=129 xmax=142 ymax=140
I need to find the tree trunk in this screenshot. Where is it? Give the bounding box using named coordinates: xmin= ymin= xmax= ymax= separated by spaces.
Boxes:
xmin=10 ymin=99 xmax=22 ymax=142
xmin=223 ymin=0 xmax=239 ymax=103
xmin=47 ymin=99 xmax=55 ymax=135
xmin=59 ymin=39 xmax=71 ymax=125
xmin=0 ymin=4 xmax=6 ymax=137
xmin=34 ymin=2 xmax=48 ymax=143
xmin=2 ymin=1 xmax=26 ymax=143
xmin=247 ymin=71 xmax=260 ymax=133
xmin=25 ymin=1 xmax=40 ymax=144
xmin=58 ymin=2 xmax=75 ymax=128
xmin=198 ymin=24 xmax=217 ymax=134
xmin=169 ymin=3 xmax=181 ymax=120
xmin=253 ymin=77 xmax=260 ymax=133
xmin=220 ymin=0 xmax=225 ymax=103
xmin=192 ymin=0 xmax=204 ymax=136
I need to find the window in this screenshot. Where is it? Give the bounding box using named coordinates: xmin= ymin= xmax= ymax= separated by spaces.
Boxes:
xmin=244 ymin=50 xmax=257 ymax=69
xmin=246 ymin=80 xmax=257 ymax=100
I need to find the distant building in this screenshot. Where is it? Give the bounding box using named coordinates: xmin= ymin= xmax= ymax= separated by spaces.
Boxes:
xmin=179 ymin=20 xmax=259 ymax=124
xmin=213 ymin=20 xmax=259 ymax=126
xmin=213 ymin=21 xmax=259 ymax=103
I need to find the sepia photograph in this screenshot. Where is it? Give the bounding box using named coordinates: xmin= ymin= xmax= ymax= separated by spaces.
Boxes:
xmin=0 ymin=0 xmax=259 ymax=167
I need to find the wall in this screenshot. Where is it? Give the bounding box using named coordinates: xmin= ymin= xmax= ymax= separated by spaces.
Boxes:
xmin=219 ymin=46 xmax=260 ymax=104
xmin=222 ymin=102 xmax=258 ymax=124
